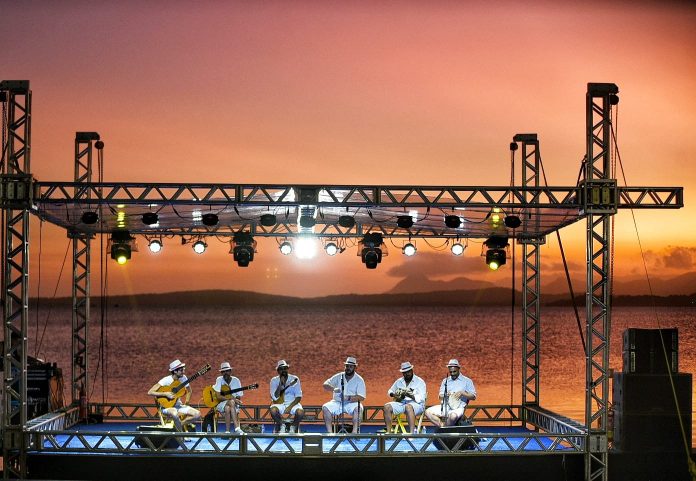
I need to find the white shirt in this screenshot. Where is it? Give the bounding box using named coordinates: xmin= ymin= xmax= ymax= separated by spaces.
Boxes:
xmin=438 ymin=373 xmax=476 ymax=410
xmin=213 ymin=375 xmax=242 ymax=398
xmin=387 ymin=374 xmax=427 ymax=406
xmin=270 ymin=374 xmax=302 ymax=403
xmin=325 ymin=372 xmax=366 ymax=402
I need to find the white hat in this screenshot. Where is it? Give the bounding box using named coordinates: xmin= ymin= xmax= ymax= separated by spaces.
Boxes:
xmin=447 ymin=359 xmax=461 ymax=368
xmin=276 ymin=359 xmax=289 ymax=370
xmin=219 ymin=362 xmax=232 ymax=372
xmin=344 ymin=356 xmax=358 ymax=366
xmin=169 ymin=359 xmax=186 ymax=372
xmin=399 ymin=361 xmax=414 ymax=372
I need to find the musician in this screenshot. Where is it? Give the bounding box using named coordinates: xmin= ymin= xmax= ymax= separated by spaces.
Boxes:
xmin=269 ymin=359 xmax=304 ymax=433
xmin=383 ymin=361 xmax=427 ymax=433
xmin=212 ymin=361 xmax=245 ymax=434
xmin=424 ymin=359 xmax=476 ymax=427
xmin=147 ymin=359 xmax=201 ymax=432
xmin=322 ymin=356 xmax=366 ymax=433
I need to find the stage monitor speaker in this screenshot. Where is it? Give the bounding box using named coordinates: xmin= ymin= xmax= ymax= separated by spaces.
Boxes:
xmin=622 ymin=328 xmax=678 ymax=374
xmin=134 ymin=425 xmax=182 ymax=449
xmin=434 ymin=425 xmax=480 ymax=451
xmin=612 ymin=372 xmax=691 ymax=414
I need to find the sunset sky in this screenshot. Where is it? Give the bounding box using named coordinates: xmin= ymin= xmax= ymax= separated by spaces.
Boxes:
xmin=4 ymin=1 xmax=695 ymax=298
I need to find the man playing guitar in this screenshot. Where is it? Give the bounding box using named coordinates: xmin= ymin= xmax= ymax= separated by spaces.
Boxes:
xmin=212 ymin=361 xmax=245 ymax=434
xmin=147 ymin=359 xmax=201 ymax=432
xmin=269 ymin=360 xmax=305 ymax=433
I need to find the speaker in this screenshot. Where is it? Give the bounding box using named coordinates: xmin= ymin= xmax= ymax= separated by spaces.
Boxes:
xmin=434 ymin=425 xmax=480 ymax=451
xmin=613 ymin=410 xmax=691 ymax=452
xmin=622 ymin=328 xmax=678 ymax=374
xmin=612 ymin=372 xmax=691 ymax=414
xmin=134 ymin=425 xmax=182 ymax=449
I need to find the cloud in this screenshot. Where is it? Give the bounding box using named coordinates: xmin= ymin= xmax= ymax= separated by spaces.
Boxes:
xmin=384 ymin=250 xmax=488 ymax=278
xmin=645 ymin=246 xmax=696 ymax=270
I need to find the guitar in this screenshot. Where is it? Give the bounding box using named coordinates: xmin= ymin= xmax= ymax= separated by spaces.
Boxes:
xmin=202 ymin=383 xmax=259 ymax=408
xmin=274 ymin=377 xmax=298 ymax=404
xmin=156 ymin=364 xmax=211 ymax=408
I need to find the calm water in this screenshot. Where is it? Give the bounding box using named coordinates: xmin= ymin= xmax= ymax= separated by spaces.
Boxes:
xmin=30 ymin=305 xmax=695 ymax=441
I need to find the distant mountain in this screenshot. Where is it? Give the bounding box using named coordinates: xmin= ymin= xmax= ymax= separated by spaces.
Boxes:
xmin=388 ymin=274 xmax=497 ymax=294
xmin=612 ymin=272 xmax=696 ymax=296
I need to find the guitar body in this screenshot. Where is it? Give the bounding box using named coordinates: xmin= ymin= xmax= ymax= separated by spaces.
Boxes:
xmin=156 ymin=364 xmax=212 ymax=409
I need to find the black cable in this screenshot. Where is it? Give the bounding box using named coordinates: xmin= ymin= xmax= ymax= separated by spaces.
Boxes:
xmin=35 ymin=241 xmax=71 ymax=355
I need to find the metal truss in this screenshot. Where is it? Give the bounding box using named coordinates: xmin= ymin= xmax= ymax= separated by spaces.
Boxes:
xmin=516 ymin=134 xmax=542 ymax=414
xmin=1 ymin=80 xmax=31 ymax=480
xmin=70 ymin=133 xmax=100 ymax=404
xmin=584 ymin=83 xmax=618 ymax=481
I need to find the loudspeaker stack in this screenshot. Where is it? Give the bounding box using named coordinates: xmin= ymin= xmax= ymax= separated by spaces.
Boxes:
xmin=613 ymin=328 xmax=691 ymax=452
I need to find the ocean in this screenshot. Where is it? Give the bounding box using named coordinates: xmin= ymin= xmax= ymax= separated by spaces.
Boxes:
xmin=29 ymin=305 xmax=695 ymax=442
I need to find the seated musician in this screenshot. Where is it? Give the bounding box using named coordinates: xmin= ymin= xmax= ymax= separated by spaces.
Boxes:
xmin=147 ymin=359 xmax=201 ymax=432
xmin=213 ymin=361 xmax=245 ymax=434
xmin=269 ymin=359 xmax=304 ymax=433
xmin=424 ymin=359 xmax=476 ymax=427
xmin=383 ymin=361 xmax=427 ymax=433
xmin=322 ymin=356 xmax=366 ymax=433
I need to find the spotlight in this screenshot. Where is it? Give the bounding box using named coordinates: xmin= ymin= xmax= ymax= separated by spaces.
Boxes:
xmin=451 ymin=243 xmax=465 ymax=256
xmin=260 ymin=214 xmax=277 ymax=227
xmin=232 ymin=232 xmax=256 ymax=267
xmin=111 ymin=244 xmax=131 ymax=265
xmin=402 ymin=242 xmax=417 ymax=256
xmin=202 ymin=213 xmax=219 ymax=226
xmin=338 ymin=216 xmax=355 ymax=228
xmin=109 ymin=230 xmax=134 ymax=264
xmin=444 ymin=215 xmax=461 ymax=228
xmin=192 ymin=240 xmax=207 ymax=254
xmin=486 ymin=249 xmax=507 ymax=270
xmin=359 ymin=233 xmax=386 ymax=269
xmin=504 ymin=215 xmax=521 ymax=229
xmin=295 ymin=236 xmax=317 ymax=259
xmin=148 ymin=239 xmax=163 ymax=253
xmin=142 ymin=212 xmax=159 ymax=225
xmin=397 ymin=215 xmax=413 ymax=229
xmin=279 ymin=241 xmax=293 ymax=255
xmin=299 ymin=215 xmax=316 ymax=229
xmin=81 ymin=211 xmax=98 ymax=225
xmin=325 ymin=242 xmax=339 ymax=256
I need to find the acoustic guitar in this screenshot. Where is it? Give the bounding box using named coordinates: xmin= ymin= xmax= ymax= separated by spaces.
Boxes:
xmin=202 ymin=383 xmax=259 ymax=408
xmin=156 ymin=364 xmax=211 ymax=408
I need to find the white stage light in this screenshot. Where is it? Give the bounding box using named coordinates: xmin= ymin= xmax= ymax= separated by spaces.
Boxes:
xmin=295 ymin=237 xmax=317 ymax=259
xmin=192 ymin=240 xmax=207 ymax=254
xmin=451 ymin=243 xmax=465 ymax=256
xmin=279 ymin=241 xmax=293 ymax=255
xmin=325 ymin=242 xmax=339 ymax=256
xmin=148 ymin=239 xmax=163 ymax=253
xmin=402 ymin=243 xmax=417 ymax=257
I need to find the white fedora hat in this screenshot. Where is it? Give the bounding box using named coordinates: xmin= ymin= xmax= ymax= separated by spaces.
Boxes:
xmin=344 ymin=356 xmax=358 ymax=366
xmin=399 ymin=361 xmax=414 ymax=372
xmin=446 ymin=359 xmax=461 ymax=368
xmin=276 ymin=359 xmax=289 ymax=370
xmin=219 ymin=362 xmax=232 ymax=372
xmin=169 ymin=359 xmax=186 ymax=372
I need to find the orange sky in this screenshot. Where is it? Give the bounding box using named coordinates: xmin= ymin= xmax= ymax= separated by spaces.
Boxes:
xmin=4 ymin=1 xmax=695 ymax=297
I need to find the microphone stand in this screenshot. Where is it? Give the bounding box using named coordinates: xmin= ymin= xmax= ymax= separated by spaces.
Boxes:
xmin=442 ymin=376 xmax=449 ymax=426
xmin=338 ymin=374 xmax=346 ymax=434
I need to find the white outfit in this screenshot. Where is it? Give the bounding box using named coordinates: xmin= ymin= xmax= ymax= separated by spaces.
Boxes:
xmin=322 ymin=372 xmax=366 ymax=416
xmin=426 ymin=373 xmax=476 ymax=419
xmin=270 ymin=374 xmax=303 ymax=415
xmin=213 ymin=375 xmax=242 ymax=413
xmin=158 ymin=374 xmax=197 ymax=416
xmin=385 ymin=374 xmax=427 ymax=416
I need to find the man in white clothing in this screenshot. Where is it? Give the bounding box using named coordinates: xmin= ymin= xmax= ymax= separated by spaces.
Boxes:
xmin=383 ymin=361 xmax=427 ymax=433
xmin=322 ymin=356 xmax=366 ymax=433
xmin=269 ymin=359 xmax=304 ymax=433
xmin=212 ymin=361 xmax=245 ymax=434
xmin=425 ymin=359 xmax=476 ymax=427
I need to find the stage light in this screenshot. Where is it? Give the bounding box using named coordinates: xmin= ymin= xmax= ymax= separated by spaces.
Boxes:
xmin=338 ymin=216 xmax=355 ymax=228
xmin=504 ymin=215 xmax=521 ymax=229
xmin=299 ymin=215 xmax=316 ymax=229
xmin=109 ymin=230 xmax=135 ymax=264
xmin=202 ymin=213 xmax=218 ymax=226
xmin=325 ymin=242 xmax=339 ymax=256
xmin=359 ymin=233 xmax=386 ymax=269
xmin=451 ymin=243 xmax=465 ymax=256
xmin=232 ymin=232 xmax=256 ymax=267
xmin=402 ymin=242 xmax=416 ymax=256
xmin=279 ymin=241 xmax=293 ymax=255
xmin=491 ymin=207 xmax=502 ymax=225
xmin=444 ymin=215 xmax=461 ymax=228
xmin=484 ymin=235 xmax=509 ymax=270
xmin=260 ymin=214 xmax=277 ymax=227
xmin=142 ymin=212 xmax=159 ymax=225
xmin=192 ymin=240 xmax=207 ymax=254
xmin=81 ymin=211 xmax=98 ymax=225
xmin=148 ymin=239 xmax=163 ymax=253
xmin=486 ymin=249 xmax=506 ymax=270
xmin=397 ymin=215 xmax=413 ymax=229
xmin=295 ymin=236 xmax=317 ymax=259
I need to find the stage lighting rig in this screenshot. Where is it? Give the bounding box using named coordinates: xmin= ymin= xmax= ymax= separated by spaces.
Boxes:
xmin=358 ymin=232 xmax=387 ymax=269
xmin=109 ymin=230 xmax=136 ymax=265
xmin=232 ymin=232 xmax=256 ymax=267
xmin=279 ymin=240 xmax=293 ymax=255
xmin=483 ymin=235 xmax=509 ymax=271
